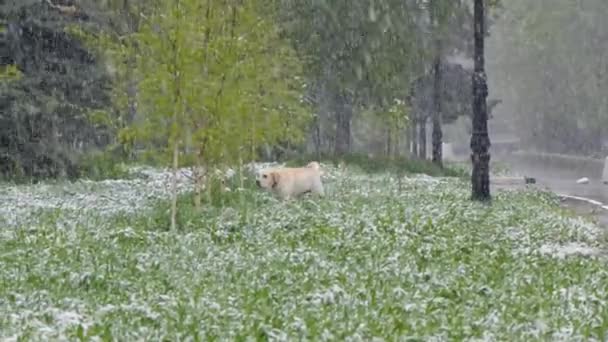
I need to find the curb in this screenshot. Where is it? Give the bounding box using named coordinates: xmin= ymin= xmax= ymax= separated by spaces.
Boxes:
xmin=557 ymin=194 xmax=608 ymax=212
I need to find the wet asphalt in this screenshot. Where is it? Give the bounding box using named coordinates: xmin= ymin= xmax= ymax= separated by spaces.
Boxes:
xmin=491 ymin=154 xmax=608 ymax=228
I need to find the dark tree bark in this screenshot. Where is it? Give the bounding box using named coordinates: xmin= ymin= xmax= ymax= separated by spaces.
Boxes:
xmin=334 ymin=92 xmax=352 ymax=156
xmin=386 ymin=126 xmax=392 ymax=157
xmin=431 ymin=53 xmax=443 ymax=167
xmin=430 ymin=4 xmax=443 ymax=168
xmin=411 ymin=118 xmax=418 ymax=157
xmin=418 ymin=117 xmax=427 ymax=159
xmin=471 ymin=0 xmax=491 ymax=201
xmin=312 ymin=114 xmax=321 ymax=159
xmin=123 ymin=0 xmax=139 ymax=126
xmin=0 ymin=2 xmax=111 ymax=180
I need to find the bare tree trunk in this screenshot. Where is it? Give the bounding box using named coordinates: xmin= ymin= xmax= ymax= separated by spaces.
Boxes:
xmin=430 ymin=3 xmax=443 ymax=167
xmin=171 ymin=140 xmax=179 ymax=231
xmin=418 ymin=117 xmax=427 ymax=159
xmin=386 ymin=126 xmax=392 ymax=157
xmin=334 ymin=93 xmax=352 ymax=156
xmin=411 ymin=119 xmax=418 ymax=157
xmin=193 ymin=149 xmax=203 ymax=211
xmin=431 ymin=50 xmax=443 ymax=167
xmin=313 ymin=114 xmax=321 ymax=159
xmin=394 ymin=125 xmax=400 ymax=158
xmin=471 ymin=0 xmax=491 ymax=201
xmin=123 ymin=0 xmax=139 ymax=160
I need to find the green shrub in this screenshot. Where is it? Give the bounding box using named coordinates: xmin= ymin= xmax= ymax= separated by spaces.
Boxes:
xmin=76 ymin=150 xmax=131 ymax=181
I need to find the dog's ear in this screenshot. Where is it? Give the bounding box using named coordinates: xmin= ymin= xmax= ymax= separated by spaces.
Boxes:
xmin=271 ymin=172 xmax=280 ymax=188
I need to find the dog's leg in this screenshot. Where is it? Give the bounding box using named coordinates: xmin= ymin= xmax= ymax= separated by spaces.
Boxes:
xmin=311 ymin=179 xmax=325 ymax=197
xmin=276 ymin=188 xmax=291 ymax=201
xmin=316 ymin=187 xmax=325 ymax=196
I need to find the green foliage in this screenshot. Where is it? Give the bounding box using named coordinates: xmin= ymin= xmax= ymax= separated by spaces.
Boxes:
xmin=126 ymin=0 xmax=311 ymax=166
xmin=131 ymin=174 xmax=263 ymax=230
xmin=64 ymin=1 xmax=144 ymax=157
xmin=376 ymin=99 xmax=411 ymax=134
xmin=76 ymin=150 xmax=131 ymax=181
xmin=0 ymin=64 xmax=21 ymax=80
xmin=279 ymin=0 xmax=425 ymax=155
xmin=0 ymin=1 xmax=114 ymax=181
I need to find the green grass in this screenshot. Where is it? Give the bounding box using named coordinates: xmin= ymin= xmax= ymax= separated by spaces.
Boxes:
xmin=1 ymin=165 xmax=607 ymax=340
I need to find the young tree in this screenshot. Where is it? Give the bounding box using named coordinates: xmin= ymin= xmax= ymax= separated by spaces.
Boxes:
xmin=126 ymin=0 xmax=310 ymax=227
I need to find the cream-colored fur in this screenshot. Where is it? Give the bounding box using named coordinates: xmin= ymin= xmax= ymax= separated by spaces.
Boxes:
xmin=256 ymin=162 xmax=324 ymax=200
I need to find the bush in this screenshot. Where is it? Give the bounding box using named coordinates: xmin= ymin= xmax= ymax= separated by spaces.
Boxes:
xmin=76 ymin=150 xmax=131 ymax=181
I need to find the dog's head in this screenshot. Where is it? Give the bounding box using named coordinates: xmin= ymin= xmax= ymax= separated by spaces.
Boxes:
xmin=256 ymin=170 xmax=280 ymax=190
xmin=306 ymin=161 xmax=320 ymax=170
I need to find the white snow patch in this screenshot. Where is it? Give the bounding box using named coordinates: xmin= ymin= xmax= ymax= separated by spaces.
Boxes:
xmin=0 ymin=163 xmax=285 ymax=226
xmin=305 ymin=284 xmax=348 ymax=306
xmin=539 ymin=242 xmax=600 ymax=259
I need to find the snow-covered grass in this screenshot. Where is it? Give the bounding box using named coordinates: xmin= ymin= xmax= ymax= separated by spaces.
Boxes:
xmin=1 ymin=163 xmax=608 ymax=340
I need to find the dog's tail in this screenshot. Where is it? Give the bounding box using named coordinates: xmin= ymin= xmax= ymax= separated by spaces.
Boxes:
xmin=306 ymin=161 xmax=324 ymax=176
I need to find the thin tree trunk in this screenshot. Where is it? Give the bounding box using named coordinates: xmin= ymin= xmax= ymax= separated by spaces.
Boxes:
xmin=192 ymin=0 xmax=212 ymax=211
xmin=407 ymin=123 xmax=413 ymax=156
xmin=431 ymin=51 xmax=443 ymax=167
xmin=193 ymin=148 xmax=203 ymax=210
xmin=394 ymin=125 xmax=400 ymax=158
xmin=334 ymin=93 xmax=352 ymax=156
xmin=411 ymin=119 xmax=418 ymax=157
xmin=171 ymin=140 xmax=179 ymax=231
xmin=239 ymin=153 xmax=244 ymax=189
xmin=419 ymin=117 xmax=427 ymax=159
xmin=471 ymin=0 xmax=491 ymax=201
xmin=170 ymin=0 xmax=182 ymax=230
xmin=334 ymin=114 xmax=351 ymax=155
xmin=313 ymin=114 xmax=321 ymax=159
xmin=386 ymin=125 xmax=392 ymax=157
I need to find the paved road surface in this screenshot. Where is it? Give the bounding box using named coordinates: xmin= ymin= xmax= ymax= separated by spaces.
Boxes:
xmin=493 ymin=155 xmax=608 ymax=227
xmin=500 ymin=158 xmax=608 ymax=203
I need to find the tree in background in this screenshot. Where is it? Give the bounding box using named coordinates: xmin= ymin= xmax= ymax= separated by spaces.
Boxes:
xmin=68 ymin=0 xmax=148 ymax=159
xmin=0 ymin=0 xmax=112 ymax=180
xmin=488 ymin=0 xmax=608 ymax=156
xmin=409 ymin=0 xmax=471 ymax=161
xmin=408 ymin=0 xmax=502 ymax=164
xmin=0 ymin=0 xmax=510 ymax=188
xmin=427 ymin=0 xmax=465 ymax=167
xmin=279 ymin=0 xmax=424 ymax=158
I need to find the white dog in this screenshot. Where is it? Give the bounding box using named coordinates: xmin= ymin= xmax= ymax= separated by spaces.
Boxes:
xmin=256 ymin=162 xmax=324 ymax=200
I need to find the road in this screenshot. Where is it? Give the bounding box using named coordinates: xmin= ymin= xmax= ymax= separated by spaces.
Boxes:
xmin=493 ymin=154 xmax=608 ymax=227
xmin=498 ymin=157 xmax=608 ymax=203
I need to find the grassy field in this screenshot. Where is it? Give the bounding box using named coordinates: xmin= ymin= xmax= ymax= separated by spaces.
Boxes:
xmin=1 ymin=162 xmax=607 ymax=340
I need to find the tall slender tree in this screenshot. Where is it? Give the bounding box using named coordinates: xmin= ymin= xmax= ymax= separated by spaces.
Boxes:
xmin=430 ymin=1 xmax=443 ymax=167
xmin=431 ymin=45 xmax=443 ymax=166
xmin=471 ymin=0 xmax=491 ymax=201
